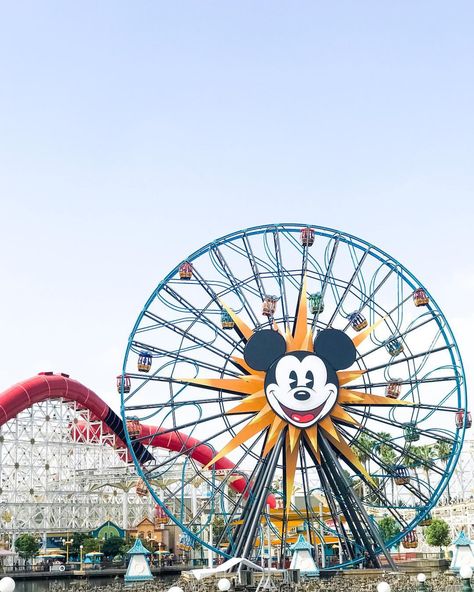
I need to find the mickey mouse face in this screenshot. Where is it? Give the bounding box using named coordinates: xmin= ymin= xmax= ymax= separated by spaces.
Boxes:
xmin=264 ymin=351 xmax=338 ymax=427
xmin=243 ymin=328 xmax=356 ymax=429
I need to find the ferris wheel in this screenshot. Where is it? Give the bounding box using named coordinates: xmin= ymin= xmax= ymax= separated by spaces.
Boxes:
xmin=119 ymin=223 xmax=467 ymax=569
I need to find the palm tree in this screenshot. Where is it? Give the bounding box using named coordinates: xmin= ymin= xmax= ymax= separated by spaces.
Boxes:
xmin=435 ymin=439 xmax=453 ymax=502
xmin=414 ymin=445 xmax=435 ymax=490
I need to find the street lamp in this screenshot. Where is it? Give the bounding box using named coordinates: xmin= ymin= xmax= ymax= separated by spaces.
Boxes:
xmin=459 ymin=565 xmax=473 ymax=592
xmin=61 ymin=537 xmax=74 ymax=563
xmin=79 ymin=545 xmax=84 ymax=572
xmin=417 ymin=573 xmax=427 ymax=592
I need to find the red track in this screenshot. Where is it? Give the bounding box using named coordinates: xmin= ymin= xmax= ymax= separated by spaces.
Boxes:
xmin=0 ymin=372 xmax=275 ymax=507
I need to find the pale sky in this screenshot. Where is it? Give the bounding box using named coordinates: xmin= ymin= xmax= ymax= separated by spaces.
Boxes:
xmin=0 ymin=1 xmax=472 ymax=412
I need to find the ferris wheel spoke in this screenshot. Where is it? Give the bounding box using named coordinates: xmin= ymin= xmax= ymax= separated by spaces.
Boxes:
xmin=342 ymin=267 xmax=395 ymax=331
xmin=162 ymin=285 xmax=245 ymax=352
xmin=271 ymin=230 xmax=290 ymax=330
xmin=143 ymin=415 xmax=252 ymax=476
xmin=141 ymin=311 xmax=231 ymax=358
xmin=240 ymin=235 xmax=267 ymax=300
xmin=355 ymin=313 xmax=441 ymax=364
xmin=210 ymin=246 xmax=261 ymax=326
xmin=347 ymin=376 xmax=458 ymax=390
xmin=311 ymin=236 xmax=340 ymax=329
xmin=364 ymin=344 xmax=454 ymax=374
xmin=126 ymin=398 xmax=244 ymax=413
xmin=327 ymin=249 xmax=370 ymax=327
xmin=130 ymin=340 xmax=241 ymax=378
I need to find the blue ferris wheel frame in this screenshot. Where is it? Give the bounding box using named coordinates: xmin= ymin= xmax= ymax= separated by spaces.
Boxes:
xmin=120 ymin=222 xmax=467 ymax=568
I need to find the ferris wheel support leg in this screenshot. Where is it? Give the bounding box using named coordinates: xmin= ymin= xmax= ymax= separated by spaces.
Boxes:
xmin=231 ymin=433 xmax=284 ymax=560
xmin=319 ymin=436 xmax=398 ymax=571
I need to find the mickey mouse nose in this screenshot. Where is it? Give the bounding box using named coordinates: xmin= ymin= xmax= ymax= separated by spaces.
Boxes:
xmin=294 ymin=390 xmax=310 ymax=401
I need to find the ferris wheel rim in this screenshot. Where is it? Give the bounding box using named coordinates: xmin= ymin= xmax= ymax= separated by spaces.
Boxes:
xmin=120 ymin=222 xmax=467 ymax=566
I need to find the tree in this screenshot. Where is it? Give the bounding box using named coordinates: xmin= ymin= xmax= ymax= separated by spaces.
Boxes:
xmin=377 ymin=516 xmax=401 ymax=544
xmin=69 ymin=532 xmax=92 ymax=554
xmin=436 ymin=440 xmax=453 ymax=501
xmin=15 ymin=534 xmax=40 ymax=561
xmin=424 ymin=519 xmax=451 ymax=553
xmin=414 ymin=445 xmax=435 ymax=488
xmin=102 ymin=536 xmax=126 ymax=559
xmin=82 ymin=537 xmax=100 ymax=554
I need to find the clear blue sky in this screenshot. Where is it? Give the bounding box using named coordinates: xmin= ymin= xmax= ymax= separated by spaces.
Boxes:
xmin=0 ymin=1 xmax=472 ymax=409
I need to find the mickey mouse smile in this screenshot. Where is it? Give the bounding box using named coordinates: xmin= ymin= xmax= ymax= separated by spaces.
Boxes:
xmin=277 ymin=400 xmax=326 ymax=424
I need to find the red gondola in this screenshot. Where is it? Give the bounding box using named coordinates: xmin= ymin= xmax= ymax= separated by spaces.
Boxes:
xmin=154 ymin=504 xmax=169 ymax=525
xmin=179 ymin=262 xmax=193 ymax=280
xmin=456 ymin=410 xmax=472 ymax=429
xmin=116 ymin=374 xmax=131 ymax=394
xmin=262 ymin=295 xmax=279 ymax=318
xmin=413 ymin=288 xmax=429 ymax=307
xmin=402 ymin=531 xmax=418 ymax=549
xmin=126 ymin=416 xmax=141 ymax=438
xmin=135 ymin=478 xmax=148 ymax=497
xmin=386 ymin=380 xmax=402 ymax=399
xmin=300 ymin=227 xmax=315 ymax=247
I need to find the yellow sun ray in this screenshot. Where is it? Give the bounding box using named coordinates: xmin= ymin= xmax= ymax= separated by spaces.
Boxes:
xmin=304 ymin=425 xmax=320 ymax=463
xmin=288 ymin=425 xmax=301 ymax=453
xmin=284 ymin=435 xmax=299 ymax=511
xmin=203 ymin=404 xmax=275 ymax=469
xmin=322 ymin=427 xmax=374 ymax=484
xmin=290 ymin=276 xmax=309 ymax=350
xmin=330 ymin=403 xmax=360 ymax=426
xmin=262 ymin=416 xmax=286 ymax=457
xmin=178 ymin=376 xmax=263 ymax=396
xmin=218 ymin=299 xmax=254 ymax=341
xmin=226 ymin=390 xmax=267 ymax=414
xmin=351 ymin=316 xmax=386 ymax=349
xmin=231 ymin=356 xmax=266 ymax=378
xmin=340 ymin=389 xmax=413 ymax=406
xmin=337 ymin=370 xmax=366 ymax=386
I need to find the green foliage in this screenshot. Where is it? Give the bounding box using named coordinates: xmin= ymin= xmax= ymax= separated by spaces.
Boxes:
xmin=15 ymin=534 xmax=40 ymax=560
xmin=82 ymin=537 xmax=100 ymax=554
xmin=424 ymin=519 xmax=451 ymax=550
xmin=102 ymin=536 xmax=126 ymax=558
xmin=68 ymin=532 xmax=92 ymax=554
xmin=378 ymin=516 xmax=401 ymax=543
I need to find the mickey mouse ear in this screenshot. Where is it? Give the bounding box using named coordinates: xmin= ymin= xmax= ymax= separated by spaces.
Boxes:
xmin=314 ymin=329 xmax=356 ymax=370
xmin=244 ymin=330 xmax=287 ymax=372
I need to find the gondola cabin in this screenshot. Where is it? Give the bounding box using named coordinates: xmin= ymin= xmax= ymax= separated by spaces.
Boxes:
xmin=179 ymin=261 xmax=193 ymax=280
xmin=384 ymin=335 xmax=404 ymax=357
xmin=154 ymin=504 xmax=168 ymax=526
xmin=386 ymin=380 xmax=402 ymax=399
xmin=348 ymin=311 xmax=368 ymax=332
xmin=300 ymin=227 xmax=315 ymax=247
xmin=137 ymin=351 xmax=152 ymax=373
xmin=394 ymin=465 xmax=410 ymax=485
xmin=413 ymin=288 xmax=429 ymax=307
xmin=456 ymin=410 xmax=472 ymax=429
xmin=419 ymin=512 xmax=432 ymax=527
xmin=221 ymin=309 xmax=235 ymax=330
xmin=262 ymin=295 xmax=279 ymax=318
xmin=402 ymin=531 xmax=418 ymax=549
xmin=116 ymin=374 xmax=131 ymax=394
xmin=135 ymin=479 xmax=148 ymax=497
xmin=309 ymin=293 xmax=324 ymax=314
xmin=126 ymin=417 xmax=141 ymax=438
xmin=404 ymin=423 xmax=420 ymax=442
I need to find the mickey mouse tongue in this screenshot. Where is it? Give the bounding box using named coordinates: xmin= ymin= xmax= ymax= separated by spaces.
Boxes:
xmin=280 ymin=402 xmax=326 ymax=424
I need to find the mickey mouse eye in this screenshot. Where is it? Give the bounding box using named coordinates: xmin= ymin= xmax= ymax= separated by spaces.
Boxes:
xmin=289 ymin=370 xmax=298 ymax=390
xmin=305 ymin=370 xmax=314 ymax=389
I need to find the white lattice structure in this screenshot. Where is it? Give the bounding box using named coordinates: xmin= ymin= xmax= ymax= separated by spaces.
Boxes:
xmin=0 ymin=398 xmax=156 ymax=542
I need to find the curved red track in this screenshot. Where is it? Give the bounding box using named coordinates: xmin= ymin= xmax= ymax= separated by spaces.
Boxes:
xmin=0 ymin=372 xmax=274 ymax=507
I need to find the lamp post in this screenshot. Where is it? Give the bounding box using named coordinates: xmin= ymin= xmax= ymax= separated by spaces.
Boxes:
xmin=61 ymin=537 xmax=74 ymax=564
xmin=79 ymin=545 xmax=83 ymax=572
xmin=459 ymin=565 xmax=473 ymax=592
xmin=417 ymin=573 xmax=426 ymax=592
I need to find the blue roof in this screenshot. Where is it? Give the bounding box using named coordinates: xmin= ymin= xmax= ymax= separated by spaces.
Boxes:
xmin=453 ymin=531 xmax=473 ymax=546
xmin=127 ymin=538 xmax=151 ymax=555
xmin=290 ymin=534 xmax=313 ymax=552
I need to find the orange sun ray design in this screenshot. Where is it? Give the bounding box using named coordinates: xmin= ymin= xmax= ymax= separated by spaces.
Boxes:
xmin=178 ymin=276 xmax=412 ymax=510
